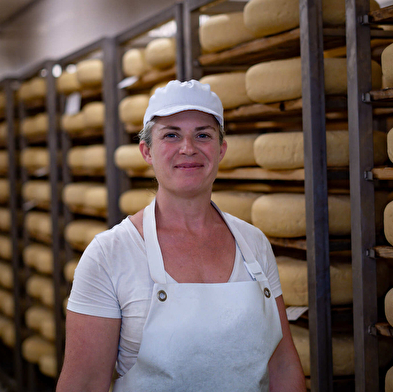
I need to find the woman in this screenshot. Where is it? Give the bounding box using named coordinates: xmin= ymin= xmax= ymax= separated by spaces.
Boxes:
xmin=57 ymin=80 xmax=306 ymax=391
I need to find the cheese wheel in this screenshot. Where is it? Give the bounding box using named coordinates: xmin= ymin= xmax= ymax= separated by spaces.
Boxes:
xmin=219 ymin=134 xmax=258 ymax=169
xmin=388 ymin=128 xmax=393 ymax=163
xmin=29 ymin=77 xmax=47 ymax=100
xmin=22 ymin=335 xmax=55 ymax=364
xmin=254 ymin=130 xmax=387 ymax=169
xmin=386 ymin=366 xmax=393 ymax=392
xmin=76 ymin=59 xmax=103 ymax=87
xmin=0 ymin=179 xmax=9 ymax=203
xmin=119 ymin=189 xmax=156 ymax=215
xmin=26 ymin=275 xmax=53 ymax=301
xmin=56 ymin=71 xmax=81 ymax=94
xmin=251 ymin=193 xmax=351 ymax=237
xmin=84 ymin=185 xmax=107 ymax=211
xmin=61 ymin=112 xmax=85 ymax=133
xmin=122 ymin=48 xmax=148 ymax=77
xmin=63 ymin=182 xmax=100 ymax=207
xmin=290 ymin=324 xmax=354 ymax=376
xmin=20 ymin=148 xmax=49 ymax=171
xmin=40 ymin=317 xmax=56 ymax=341
xmin=199 ymin=12 xmax=256 ymax=53
xmin=0 ymin=122 xmax=6 ymax=143
xmin=0 ymin=151 xmax=8 ymax=173
xmin=25 ymin=306 xmax=53 ymax=331
xmin=18 ymin=81 xmax=32 ymax=102
xmin=65 ymin=220 xmax=107 ymax=250
xmin=83 ymin=145 xmax=106 ymax=170
xmin=2 ymin=320 xmax=15 ymax=347
xmin=0 ymin=92 xmax=5 ymax=110
xmin=82 ymin=102 xmax=105 ymax=129
xmin=22 ymin=180 xmax=51 ymax=207
xmin=115 ymin=144 xmax=150 ymax=172
xmin=39 ymin=354 xmax=57 ymax=378
xmin=211 ymin=191 xmax=261 ymax=223
xmin=21 ymin=116 xmax=37 ymax=136
xmin=25 ymin=211 xmax=52 ymax=243
xmin=119 ymin=94 xmax=149 ymax=126
xmin=0 ymin=235 xmax=12 ymax=260
xmin=145 ymin=38 xmax=176 ymax=70
xmin=199 ymin=73 xmax=253 ymax=110
xmin=0 ymin=208 xmax=11 ymax=231
xmin=246 ymin=57 xmax=382 ymax=103
xmin=244 ymin=0 xmax=380 ymax=38
xmin=67 ymin=146 xmax=85 ymax=170
xmin=0 ymin=262 xmax=13 ymax=289
xmin=64 ymin=259 xmax=79 ymax=282
xmin=386 ymin=288 xmax=393 ymax=326
xmin=384 ymin=201 xmax=393 ymax=246
xmin=34 ymin=113 xmax=49 ymax=135
xmin=0 ymin=289 xmax=14 ymax=317
xmin=23 ymin=243 xmax=53 ymax=274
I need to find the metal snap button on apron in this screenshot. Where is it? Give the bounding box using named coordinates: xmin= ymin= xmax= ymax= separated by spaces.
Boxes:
xmin=263 ymin=288 xmax=271 ymax=298
xmin=157 ymin=290 xmax=167 ymax=302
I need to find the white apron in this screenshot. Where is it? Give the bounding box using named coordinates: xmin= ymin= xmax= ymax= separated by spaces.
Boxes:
xmin=114 ymin=199 xmax=282 ymax=392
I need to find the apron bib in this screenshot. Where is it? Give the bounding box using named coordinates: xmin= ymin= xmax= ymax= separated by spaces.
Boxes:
xmin=114 ymin=199 xmax=282 ymax=391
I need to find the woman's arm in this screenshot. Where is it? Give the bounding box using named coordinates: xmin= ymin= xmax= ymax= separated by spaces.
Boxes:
xmin=269 ymin=295 xmax=307 ymax=392
xmin=56 ymin=311 xmax=121 ymax=392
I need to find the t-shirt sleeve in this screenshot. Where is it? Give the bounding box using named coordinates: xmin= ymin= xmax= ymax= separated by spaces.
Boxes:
xmin=67 ymin=238 xmax=121 ymax=318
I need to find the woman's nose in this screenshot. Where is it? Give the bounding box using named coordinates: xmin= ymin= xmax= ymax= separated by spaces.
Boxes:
xmin=179 ymin=136 xmax=196 ymax=155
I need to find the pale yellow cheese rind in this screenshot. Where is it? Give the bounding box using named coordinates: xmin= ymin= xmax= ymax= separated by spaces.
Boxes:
xmin=145 ymin=38 xmax=176 ymax=70
xmin=0 ymin=208 xmax=11 ymax=232
xmin=65 ymin=220 xmax=107 ymax=250
xmin=56 ymin=71 xmax=81 ymax=94
xmin=22 ymin=335 xmax=55 ymax=364
xmin=219 ymin=134 xmax=258 ymax=170
xmin=119 ymin=189 xmax=156 ymax=215
xmin=119 ymin=94 xmax=149 ymax=126
xmin=385 ymin=288 xmax=393 ymax=327
xmin=115 ymin=144 xmax=150 ymax=172
xmin=122 ymin=48 xmax=149 ymax=77
xmin=23 ymin=243 xmax=53 ymax=274
xmin=82 ymin=102 xmax=105 ymax=129
xmin=384 ymin=201 xmax=393 ymax=246
xmin=61 ymin=112 xmax=85 ymax=133
xmin=386 ymin=366 xmax=393 ymax=392
xmin=0 ymin=179 xmax=9 ymax=203
xmin=76 ymin=59 xmax=103 ymax=87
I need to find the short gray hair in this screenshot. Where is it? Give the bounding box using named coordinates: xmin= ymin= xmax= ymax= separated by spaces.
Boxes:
xmin=139 ymin=116 xmax=225 ymax=147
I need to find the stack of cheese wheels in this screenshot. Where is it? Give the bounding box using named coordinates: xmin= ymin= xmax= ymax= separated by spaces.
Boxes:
xmin=65 ymin=219 xmax=107 ymax=251
xmin=200 ymin=72 xmax=254 ymax=109
xmin=219 ymin=134 xmax=258 ymax=170
xmin=387 ymin=128 xmax=393 ymax=163
xmin=0 ymin=208 xmax=11 ymax=232
xmin=0 ymin=122 xmax=6 ymax=144
xmin=0 ymin=315 xmax=15 ymax=347
xmin=18 ymin=77 xmax=47 ymax=102
xmin=277 ymin=255 xmax=390 ymax=306
xmin=119 ymin=94 xmax=149 ymax=128
xmin=63 ymin=182 xmax=107 ymax=214
xmin=211 ymin=191 xmax=261 ymax=223
xmin=26 ymin=275 xmax=54 ymax=307
xmin=199 ymin=12 xmax=256 ymax=53
xmin=251 ymin=193 xmax=351 ymax=237
xmin=82 ymin=101 xmax=105 ymax=129
xmin=22 ymin=335 xmax=55 ymax=365
xmin=20 ymin=147 xmax=49 ymax=173
xmin=0 ymin=235 xmax=12 ymax=261
xmin=64 ymin=258 xmax=79 ymax=282
xmin=0 ymin=262 xmax=13 ymax=289
xmin=115 ymin=144 xmax=150 ymax=173
xmin=0 ymin=289 xmax=14 ymax=317
xmin=61 ymin=112 xmax=85 ymax=134
xmin=246 ymin=57 xmax=382 ymax=104
xmin=76 ymin=59 xmax=103 ymax=87
xmin=0 ymin=150 xmax=8 ymax=174
xmin=119 ymin=189 xmax=156 ymax=215
xmin=384 ymin=201 xmax=393 ymax=246
xmin=23 ymin=243 xmax=53 ymax=274
xmin=0 ymin=178 xmax=9 ymax=203
xmin=254 ymin=130 xmax=387 ymax=169
xmin=145 ymin=37 xmax=176 ymax=70
xmin=67 ymin=145 xmax=106 ymax=174
xmin=22 ymin=180 xmax=51 ymax=209
xmin=56 ymin=70 xmax=82 ymax=94
xmin=243 ymin=0 xmax=380 ymax=38
xmin=122 ymin=48 xmax=150 ymax=77
xmin=25 ymin=211 xmax=52 ymax=244
xmin=387 ymin=366 xmax=393 ymax=392
xmin=386 ymin=288 xmax=393 ymax=326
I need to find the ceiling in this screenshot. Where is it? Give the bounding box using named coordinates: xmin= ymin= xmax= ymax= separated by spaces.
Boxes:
xmin=0 ymin=0 xmax=36 ymax=25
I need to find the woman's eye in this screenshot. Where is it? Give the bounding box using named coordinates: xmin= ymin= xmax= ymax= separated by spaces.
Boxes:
xmin=197 ymin=133 xmax=211 ymax=139
xmin=164 ymin=133 xmax=178 ymax=139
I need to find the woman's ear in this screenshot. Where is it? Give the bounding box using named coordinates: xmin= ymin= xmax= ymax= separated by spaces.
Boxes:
xmin=219 ymin=139 xmax=227 ymax=163
xmin=139 ymin=141 xmax=153 ymax=165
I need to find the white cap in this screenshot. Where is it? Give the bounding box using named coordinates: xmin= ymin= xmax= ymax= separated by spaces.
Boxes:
xmin=143 ymin=79 xmax=224 ymax=127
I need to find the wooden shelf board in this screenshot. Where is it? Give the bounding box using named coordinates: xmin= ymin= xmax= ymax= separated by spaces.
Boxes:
xmin=65 ymin=127 xmax=103 ymax=140
xmin=372 ymin=166 xmax=393 ymax=180
xmin=368 ymin=88 xmax=393 ymax=102
xmin=22 ymin=133 xmax=48 ymax=144
xmin=80 ymin=86 xmax=102 ymax=99
xmin=22 ymin=98 xmax=46 ymax=110
xmin=270 ymin=236 xmax=351 ymax=251
xmin=71 ymin=168 xmax=105 ymax=177
xmin=68 ymin=205 xmax=107 ymax=218
xmin=369 ymin=5 xmax=393 ymax=24
xmin=374 ymin=245 xmax=393 ymax=259
xmin=375 ymin=322 xmax=393 ymax=338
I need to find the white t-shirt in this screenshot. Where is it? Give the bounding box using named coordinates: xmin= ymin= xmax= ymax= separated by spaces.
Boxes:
xmin=67 ymin=210 xmax=282 ymax=376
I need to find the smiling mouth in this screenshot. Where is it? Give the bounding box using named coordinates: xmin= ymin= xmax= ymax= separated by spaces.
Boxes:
xmin=174 ymin=163 xmax=204 ymax=169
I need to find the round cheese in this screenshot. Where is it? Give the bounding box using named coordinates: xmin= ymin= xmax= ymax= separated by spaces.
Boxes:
xmin=251 ymin=193 xmax=351 ymax=237
xmin=61 ymin=112 xmax=85 ymax=133
xmin=34 ymin=113 xmax=49 ymax=135
xmin=23 ymin=243 xmax=53 ymax=274
xmin=56 ymin=71 xmax=81 ymax=94
xmin=115 ymin=144 xmax=150 ymax=172
xmin=246 ymin=57 xmax=382 ymax=103
xmin=26 ymin=275 xmax=53 ymax=302
xmin=244 ymin=0 xmax=380 ymax=38
xmin=84 ymin=185 xmax=107 ymax=211
xmin=199 ymin=72 xmax=254 ymax=109
xmin=199 ymin=12 xmax=256 ymax=53
xmin=386 ymin=366 xmax=393 ymax=392
xmin=39 ymin=354 xmax=57 ymax=378
xmin=18 ymin=81 xmax=32 ymax=102
xmin=76 ymin=59 xmax=103 ymax=87
xmin=0 ymin=151 xmax=8 ymax=173
xmin=29 ymin=77 xmax=47 ymax=100
xmin=67 ymin=146 xmax=85 ymax=170
xmin=83 ymin=145 xmax=106 ymax=170
xmin=25 ymin=306 xmax=53 ymax=331
xmin=384 ymin=201 xmax=393 ymax=246
xmin=119 ymin=189 xmax=156 ymax=215
xmin=119 ymin=94 xmax=149 ymax=126
xmin=219 ymin=134 xmax=258 ymax=169
xmin=0 ymin=178 xmax=9 ymax=203
xmin=0 ymin=122 xmax=7 ymax=143
xmin=40 ymin=316 xmax=56 ymax=341
xmin=388 ymin=128 xmax=393 ymax=163
xmin=145 ymin=38 xmax=176 ymax=70
xmin=254 ymin=130 xmax=387 ymax=169
xmin=22 ymin=180 xmax=51 ymax=207
xmin=21 ymin=116 xmax=37 ymax=136
xmin=0 ymin=92 xmax=5 ymax=110
xmin=122 ymin=48 xmax=148 ymax=77
xmin=64 ymin=259 xmax=79 ymax=282
xmin=63 ymin=182 xmax=100 ymax=207
xmin=386 ymin=288 xmax=393 ymax=326
xmin=25 ymin=211 xmax=52 ymax=243
xmin=22 ymin=335 xmax=55 ymax=364
xmin=211 ymin=191 xmax=261 ymax=223
xmin=82 ymin=101 xmax=105 ymax=129
xmin=0 ymin=235 xmax=12 ymax=260
xmin=2 ymin=320 xmax=15 ymax=347
xmin=0 ymin=208 xmax=11 ymax=231
xmin=0 ymin=262 xmax=13 ymax=289
xmin=0 ymin=289 xmax=14 ymax=317
xmin=65 ymin=220 xmax=107 ymax=250
xmin=20 ymin=148 xmax=49 ymax=171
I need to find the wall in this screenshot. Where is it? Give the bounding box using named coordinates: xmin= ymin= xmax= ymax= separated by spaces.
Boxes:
xmin=0 ymin=0 xmax=178 ymax=79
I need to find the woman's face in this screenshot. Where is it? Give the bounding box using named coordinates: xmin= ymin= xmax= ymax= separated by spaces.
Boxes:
xmin=140 ymin=110 xmax=227 ymax=197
